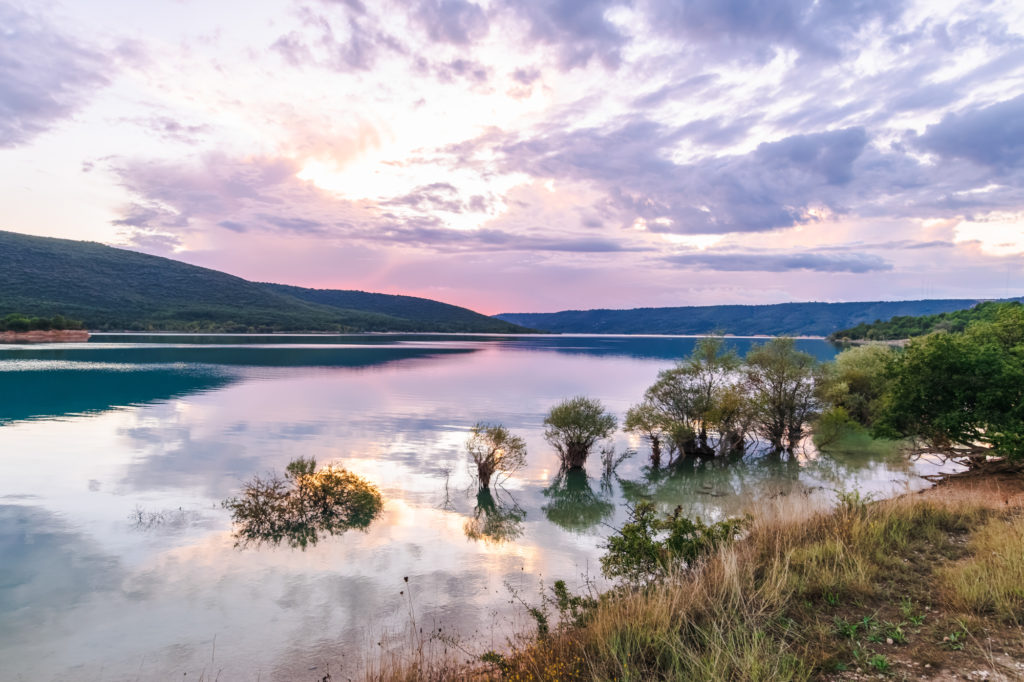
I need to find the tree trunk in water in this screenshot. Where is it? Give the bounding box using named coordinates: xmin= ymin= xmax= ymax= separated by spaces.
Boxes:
xmin=650 ymin=437 xmax=662 ymax=469
xmin=564 ymin=444 xmax=589 ymax=470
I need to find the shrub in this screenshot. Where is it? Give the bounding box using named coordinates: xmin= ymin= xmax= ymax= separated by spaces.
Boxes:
xmin=601 ymin=502 xmax=745 ymax=584
xmin=466 ymin=422 xmax=527 ymax=489
xmin=543 ymin=396 xmax=617 ymax=469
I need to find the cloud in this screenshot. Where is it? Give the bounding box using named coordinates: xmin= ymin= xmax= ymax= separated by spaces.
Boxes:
xmin=414 ymin=0 xmax=489 ymax=44
xmin=271 ymin=8 xmax=405 ymax=71
xmin=0 ymin=2 xmax=112 ymax=147
xmin=666 ymin=251 xmax=892 ymax=273
xmin=490 ymin=120 xmax=870 ymax=233
xmin=499 ymin=0 xmax=629 ymax=69
xmin=917 ymin=94 xmax=1024 ymax=170
xmin=644 ymin=0 xmax=906 ymax=61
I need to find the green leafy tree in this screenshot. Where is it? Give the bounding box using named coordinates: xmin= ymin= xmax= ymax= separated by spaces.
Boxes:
xmin=817 ymin=343 xmax=895 ymax=426
xmin=642 ymin=337 xmax=743 ymax=457
xmin=744 ymin=338 xmax=820 ymax=453
xmin=543 ymin=396 xmax=617 ymax=469
xmin=466 ymin=423 xmax=527 ymax=489
xmin=875 ymin=306 xmax=1024 ymax=462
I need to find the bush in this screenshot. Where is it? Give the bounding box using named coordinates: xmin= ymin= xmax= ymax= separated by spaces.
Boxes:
xmin=543 ymin=396 xmax=617 ymax=469
xmin=466 ymin=422 xmax=527 ymax=489
xmin=601 ymin=502 xmax=745 ymax=584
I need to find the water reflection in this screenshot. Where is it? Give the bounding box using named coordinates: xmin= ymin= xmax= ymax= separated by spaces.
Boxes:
xmin=542 ymin=469 xmax=614 ymax=532
xmin=0 ymin=366 xmax=234 ymax=424
xmin=463 ymin=488 xmax=526 ymax=544
xmin=224 ymin=458 xmax=384 ymax=549
xmin=0 ymin=334 xmax=947 ymax=681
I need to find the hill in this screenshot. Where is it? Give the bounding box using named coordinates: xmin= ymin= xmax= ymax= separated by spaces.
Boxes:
xmin=495 ymin=300 xmax=1005 ymax=337
xmin=0 ymin=230 xmax=530 ymax=333
xmin=828 ymin=300 xmax=1024 ymax=340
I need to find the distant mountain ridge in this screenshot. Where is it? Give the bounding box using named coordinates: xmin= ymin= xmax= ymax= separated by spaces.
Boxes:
xmin=494 ymin=299 xmax=1016 ymax=337
xmin=0 ymin=230 xmax=531 ymax=333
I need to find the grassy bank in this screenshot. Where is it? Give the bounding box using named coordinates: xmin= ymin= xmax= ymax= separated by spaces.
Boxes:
xmin=371 ymin=474 xmax=1024 ymax=681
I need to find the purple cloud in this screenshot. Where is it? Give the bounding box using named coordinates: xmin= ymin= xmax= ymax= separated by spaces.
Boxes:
xmin=0 ymin=2 xmax=112 ymax=147
xmin=666 ymin=251 xmax=892 ymax=273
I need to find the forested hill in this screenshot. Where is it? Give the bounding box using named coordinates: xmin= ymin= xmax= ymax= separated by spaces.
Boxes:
xmin=0 ymin=230 xmax=530 ymax=333
xmin=828 ymin=300 xmax=1024 ymax=340
xmin=265 ymin=284 xmax=514 ymax=330
xmin=495 ymin=300 xmax=998 ymax=337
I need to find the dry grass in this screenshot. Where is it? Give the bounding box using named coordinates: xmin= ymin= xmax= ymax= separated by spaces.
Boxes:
xmin=939 ymin=514 xmax=1024 ymax=623
xmin=370 ymin=474 xmax=1024 ymax=681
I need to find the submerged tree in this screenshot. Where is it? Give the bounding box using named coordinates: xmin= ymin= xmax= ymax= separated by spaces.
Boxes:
xmin=744 ymin=338 xmax=820 ymax=453
xmin=224 ymin=457 xmax=383 ymax=549
xmin=466 ymin=422 xmax=528 ymax=489
xmin=463 ymin=488 xmax=526 ymax=544
xmin=624 ymin=401 xmax=669 ymax=467
xmin=543 ymin=396 xmax=617 ymax=470
xmin=641 ymin=337 xmax=746 ymax=459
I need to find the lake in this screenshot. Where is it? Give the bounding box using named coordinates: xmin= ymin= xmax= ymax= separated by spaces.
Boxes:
xmin=0 ymin=334 xmax=956 ymax=680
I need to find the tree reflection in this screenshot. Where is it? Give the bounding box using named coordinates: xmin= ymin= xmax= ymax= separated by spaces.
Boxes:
xmin=463 ymin=488 xmax=525 ymax=544
xmin=542 ymin=469 xmax=613 ymax=533
xmin=224 ymin=457 xmax=383 ymax=549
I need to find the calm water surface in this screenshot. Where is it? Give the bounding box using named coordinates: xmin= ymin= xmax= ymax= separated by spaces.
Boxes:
xmin=0 ymin=335 xmax=955 ymax=680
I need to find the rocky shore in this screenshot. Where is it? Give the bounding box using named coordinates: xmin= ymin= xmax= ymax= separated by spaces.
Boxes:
xmin=0 ymin=329 xmax=91 ymax=343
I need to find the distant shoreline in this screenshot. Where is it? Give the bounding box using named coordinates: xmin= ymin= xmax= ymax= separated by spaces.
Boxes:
xmin=0 ymin=329 xmax=91 ymax=343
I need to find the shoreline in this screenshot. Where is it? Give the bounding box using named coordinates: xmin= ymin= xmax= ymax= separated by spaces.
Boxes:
xmin=0 ymin=329 xmax=91 ymax=343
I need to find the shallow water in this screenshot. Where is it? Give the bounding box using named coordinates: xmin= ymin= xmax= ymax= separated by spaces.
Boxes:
xmin=0 ymin=334 xmax=956 ymax=680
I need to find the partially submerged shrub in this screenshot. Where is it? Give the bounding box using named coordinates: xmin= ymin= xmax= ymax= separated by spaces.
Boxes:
xmin=466 ymin=422 xmax=527 ymax=489
xmin=543 ymin=396 xmax=617 ymax=469
xmin=224 ymin=456 xmax=383 ymax=549
xmin=601 ymin=502 xmax=745 ymax=584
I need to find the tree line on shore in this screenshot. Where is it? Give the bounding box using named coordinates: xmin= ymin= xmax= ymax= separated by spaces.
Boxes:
xmin=0 ymin=313 xmax=83 ymax=332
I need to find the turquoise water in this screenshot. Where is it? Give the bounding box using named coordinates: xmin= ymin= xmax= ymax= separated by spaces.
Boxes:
xmin=0 ymin=335 xmax=954 ymax=680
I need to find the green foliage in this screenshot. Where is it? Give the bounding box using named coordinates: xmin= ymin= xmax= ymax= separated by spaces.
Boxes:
xmin=600 ymin=501 xmax=745 ymax=584
xmin=813 ymin=407 xmax=861 ymax=450
xmin=543 ymin=396 xmax=617 ymax=469
xmin=465 ymin=422 xmax=527 ymax=489
xmin=641 ymin=336 xmax=748 ymax=458
xmin=0 ymin=230 xmax=532 ymax=333
xmin=624 ymin=400 xmax=670 ymax=465
xmin=817 ymin=344 xmax=896 ymax=426
xmin=0 ymin=313 xmax=83 ymax=332
xmin=223 ymin=457 xmax=383 ymax=549
xmin=745 ymin=338 xmax=820 ymax=452
xmin=874 ymin=305 xmax=1024 ymax=460
xmin=831 ymin=300 xmax=1023 ymax=341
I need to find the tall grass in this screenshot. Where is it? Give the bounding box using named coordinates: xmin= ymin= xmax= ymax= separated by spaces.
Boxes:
xmin=371 ymin=487 xmax=1021 ymax=681
xmin=939 ymin=514 xmax=1024 ymax=622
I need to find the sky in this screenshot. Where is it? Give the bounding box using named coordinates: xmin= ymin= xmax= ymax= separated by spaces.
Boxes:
xmin=1 ymin=0 xmax=1024 ymax=314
